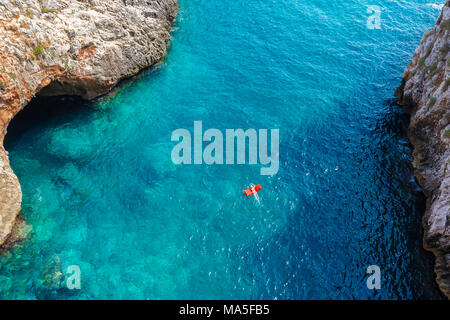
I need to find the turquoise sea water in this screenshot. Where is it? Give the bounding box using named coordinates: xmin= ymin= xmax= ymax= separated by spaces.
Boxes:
xmin=0 ymin=0 xmax=445 ymax=299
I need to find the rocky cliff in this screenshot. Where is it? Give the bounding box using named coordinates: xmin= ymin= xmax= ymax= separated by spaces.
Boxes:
xmin=395 ymin=1 xmax=450 ymax=298
xmin=0 ymin=0 xmax=177 ymax=248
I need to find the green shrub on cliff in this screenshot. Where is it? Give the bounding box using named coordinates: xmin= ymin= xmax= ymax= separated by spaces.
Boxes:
xmin=424 ymin=29 xmax=436 ymax=41
xmin=441 ymin=20 xmax=450 ymax=32
xmin=428 ymin=96 xmax=437 ymax=108
xmin=25 ymin=10 xmax=33 ymax=18
xmin=443 ymin=78 xmax=450 ymax=93
xmin=418 ymin=57 xmax=426 ymax=68
xmin=427 ymin=62 xmax=440 ymax=80
xmin=444 ymin=130 xmax=450 ymax=139
xmin=0 ymin=79 xmax=8 ymax=90
xmin=41 ymin=8 xmax=58 ymax=14
xmin=33 ymin=44 xmax=45 ymax=58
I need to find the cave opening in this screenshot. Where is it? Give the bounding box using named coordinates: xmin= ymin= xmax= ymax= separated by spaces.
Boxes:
xmin=4 ymin=94 xmax=93 ymax=151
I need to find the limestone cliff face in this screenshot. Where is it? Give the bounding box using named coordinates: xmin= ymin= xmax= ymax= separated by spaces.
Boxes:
xmin=396 ymin=1 xmax=450 ymax=298
xmin=0 ymin=0 xmax=177 ymax=247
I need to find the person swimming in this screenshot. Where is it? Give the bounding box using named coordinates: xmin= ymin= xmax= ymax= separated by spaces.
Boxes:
xmin=244 ymin=184 xmax=261 ymax=201
xmin=250 ymin=184 xmax=259 ymax=201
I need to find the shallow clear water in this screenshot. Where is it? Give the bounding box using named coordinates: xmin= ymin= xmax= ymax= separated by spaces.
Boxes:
xmin=0 ymin=0 xmax=445 ymax=299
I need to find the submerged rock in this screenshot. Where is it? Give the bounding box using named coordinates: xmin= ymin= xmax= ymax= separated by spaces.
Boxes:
xmin=47 ymin=127 xmax=94 ymax=160
xmin=0 ymin=0 xmax=178 ymax=248
xmin=0 ymin=214 xmax=29 ymax=253
xmin=395 ymin=1 xmax=450 ymax=298
xmin=35 ymin=254 xmax=64 ymax=299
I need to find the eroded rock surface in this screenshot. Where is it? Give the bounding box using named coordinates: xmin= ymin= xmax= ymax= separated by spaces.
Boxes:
xmin=396 ymin=1 xmax=450 ymax=298
xmin=0 ymin=0 xmax=177 ymax=247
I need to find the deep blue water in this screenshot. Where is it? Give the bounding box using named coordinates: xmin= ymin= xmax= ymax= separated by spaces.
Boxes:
xmin=0 ymin=0 xmax=445 ymax=299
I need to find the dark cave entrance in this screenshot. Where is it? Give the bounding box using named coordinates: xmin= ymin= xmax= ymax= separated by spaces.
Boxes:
xmin=4 ymin=95 xmax=93 ymax=151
